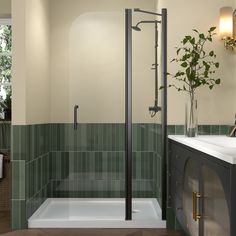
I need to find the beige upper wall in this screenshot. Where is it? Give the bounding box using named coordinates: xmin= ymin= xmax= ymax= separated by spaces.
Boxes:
xmin=12 ymin=0 xmax=26 ymax=125
xmin=12 ymin=0 xmax=50 ymax=125
xmin=50 ymin=0 xmax=158 ymax=123
xmin=11 ymin=0 xmax=159 ymax=125
xmin=0 ymin=0 xmax=11 ymax=17
xmin=51 ymin=0 xmax=236 ymax=124
xmin=11 ymin=0 xmax=236 ymax=125
xmin=25 ymin=0 xmax=50 ymax=125
xmin=158 ymin=0 xmax=236 ymax=125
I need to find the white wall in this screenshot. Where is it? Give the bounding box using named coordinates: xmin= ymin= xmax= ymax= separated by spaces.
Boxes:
xmin=12 ymin=0 xmax=50 ymax=125
xmin=0 ymin=0 xmax=11 ymax=17
xmin=158 ymin=0 xmax=236 ymax=125
xmin=50 ymin=0 xmax=158 ymax=123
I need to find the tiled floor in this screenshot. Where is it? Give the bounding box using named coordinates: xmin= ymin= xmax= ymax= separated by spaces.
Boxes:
xmin=1 ymin=229 xmax=185 ymax=236
xmin=0 ymin=211 xmax=11 ymax=235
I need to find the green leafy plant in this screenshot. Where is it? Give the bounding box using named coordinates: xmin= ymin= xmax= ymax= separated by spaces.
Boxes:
xmin=0 ymin=25 xmax=12 ymax=86
xmin=166 ymin=27 xmax=221 ymax=95
xmin=0 ymin=91 xmax=11 ymax=111
xmin=163 ymin=27 xmax=221 ymax=136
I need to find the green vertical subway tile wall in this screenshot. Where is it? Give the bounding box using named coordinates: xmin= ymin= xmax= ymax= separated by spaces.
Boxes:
xmin=11 ymin=122 xmax=232 ymax=229
xmin=12 ymin=124 xmax=51 ymax=229
xmin=49 ymin=123 xmax=159 ymax=199
xmin=25 ymin=153 xmax=51 ymax=219
xmin=12 ymin=123 xmax=160 ymax=229
xmin=50 ymin=123 xmax=159 ymax=152
xmin=166 ymin=124 xmax=231 ymax=136
xmin=50 ymin=151 xmax=157 ymax=198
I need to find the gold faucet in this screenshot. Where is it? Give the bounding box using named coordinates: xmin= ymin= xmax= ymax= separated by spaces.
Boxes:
xmin=229 ymin=115 xmax=236 ymax=137
xmin=229 ymin=125 xmax=236 ymax=137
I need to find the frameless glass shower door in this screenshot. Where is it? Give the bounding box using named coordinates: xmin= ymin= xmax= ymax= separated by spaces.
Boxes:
xmin=56 ymin=10 xmax=127 ymax=220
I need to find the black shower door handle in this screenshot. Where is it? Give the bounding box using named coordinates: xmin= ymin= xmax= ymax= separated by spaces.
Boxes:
xmin=74 ymin=105 xmax=79 ymax=130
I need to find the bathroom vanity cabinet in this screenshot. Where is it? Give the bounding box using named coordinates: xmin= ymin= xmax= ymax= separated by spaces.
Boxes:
xmin=168 ymin=137 xmax=236 ymax=236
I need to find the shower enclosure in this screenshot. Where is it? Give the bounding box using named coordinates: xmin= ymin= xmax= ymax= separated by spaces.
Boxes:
xmin=28 ymin=7 xmax=167 ymax=228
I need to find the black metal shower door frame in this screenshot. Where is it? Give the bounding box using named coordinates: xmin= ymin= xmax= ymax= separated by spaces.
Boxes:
xmin=125 ymin=9 xmax=132 ymax=221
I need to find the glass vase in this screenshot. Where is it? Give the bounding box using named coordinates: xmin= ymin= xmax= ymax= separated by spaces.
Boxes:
xmin=185 ymin=95 xmax=198 ymax=137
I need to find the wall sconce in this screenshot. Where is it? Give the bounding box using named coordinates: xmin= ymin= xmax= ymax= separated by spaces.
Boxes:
xmin=219 ymin=7 xmax=236 ymax=49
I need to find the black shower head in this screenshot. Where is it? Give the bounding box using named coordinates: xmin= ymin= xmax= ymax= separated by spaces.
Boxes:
xmin=132 ymin=20 xmax=160 ymax=32
xmin=132 ymin=25 xmax=142 ymax=31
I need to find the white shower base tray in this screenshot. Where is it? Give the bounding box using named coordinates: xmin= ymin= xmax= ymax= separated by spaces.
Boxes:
xmin=28 ymin=198 xmax=166 ymax=228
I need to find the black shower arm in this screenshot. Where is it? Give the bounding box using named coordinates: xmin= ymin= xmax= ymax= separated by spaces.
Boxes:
xmin=134 ymin=8 xmax=162 ymax=16
xmin=137 ymin=20 xmax=161 ymax=24
xmin=135 ymin=20 xmax=161 ymax=28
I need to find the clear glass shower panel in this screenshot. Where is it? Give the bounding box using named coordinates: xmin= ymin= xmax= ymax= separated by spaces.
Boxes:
xmin=49 ymin=11 xmax=126 ymax=220
xmin=132 ymin=10 xmax=162 ymax=211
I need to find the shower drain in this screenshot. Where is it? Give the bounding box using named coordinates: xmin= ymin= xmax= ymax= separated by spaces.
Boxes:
xmin=132 ymin=209 xmax=141 ymax=213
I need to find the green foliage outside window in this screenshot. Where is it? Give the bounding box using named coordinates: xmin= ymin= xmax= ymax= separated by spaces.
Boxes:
xmin=0 ymin=25 xmax=12 ymax=114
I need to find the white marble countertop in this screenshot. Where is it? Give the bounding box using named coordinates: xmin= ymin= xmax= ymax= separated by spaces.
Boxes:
xmin=168 ymin=135 xmax=236 ymax=164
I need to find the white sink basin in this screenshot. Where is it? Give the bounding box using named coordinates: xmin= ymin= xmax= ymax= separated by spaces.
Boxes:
xmin=168 ymin=135 xmax=236 ymax=164
xmin=196 ymin=136 xmax=236 ymax=148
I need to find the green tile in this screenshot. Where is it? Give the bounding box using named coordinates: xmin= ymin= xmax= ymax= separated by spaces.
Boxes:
xmin=11 ymin=200 xmax=26 ymax=230
xmin=168 ymin=125 xmax=176 ymax=135
xmin=199 ymin=125 xmax=210 ymax=135
xmin=140 ymin=124 xmax=146 ymax=151
xmin=37 ymin=157 xmax=42 ymax=192
xmin=210 ymin=125 xmax=220 ymax=135
xmin=98 ymin=124 xmax=104 ymax=151
xmin=33 ymin=160 xmax=37 ymax=195
xmin=132 ymin=124 xmax=138 ymax=151
xmin=220 ymin=125 xmax=230 ymax=135
xmin=12 ymin=126 xmax=21 ymax=161
xmin=12 ymin=161 xmax=25 ymax=200
xmin=175 ymin=125 xmax=184 ymax=135
xmin=29 ymin=161 xmax=34 ymax=198
xmin=29 ymin=125 xmax=36 ymax=161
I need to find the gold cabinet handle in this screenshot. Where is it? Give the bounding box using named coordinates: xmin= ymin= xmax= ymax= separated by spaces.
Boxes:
xmin=192 ymin=191 xmax=202 ymax=221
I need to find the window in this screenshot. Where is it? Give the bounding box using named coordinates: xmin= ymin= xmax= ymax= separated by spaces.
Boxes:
xmin=0 ymin=19 xmax=12 ymax=120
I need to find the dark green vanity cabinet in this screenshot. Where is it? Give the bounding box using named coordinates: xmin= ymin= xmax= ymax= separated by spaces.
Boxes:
xmin=168 ymin=139 xmax=236 ymax=236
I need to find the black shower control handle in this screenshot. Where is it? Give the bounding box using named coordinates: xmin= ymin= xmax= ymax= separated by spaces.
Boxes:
xmin=74 ymin=105 xmax=79 ymax=130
